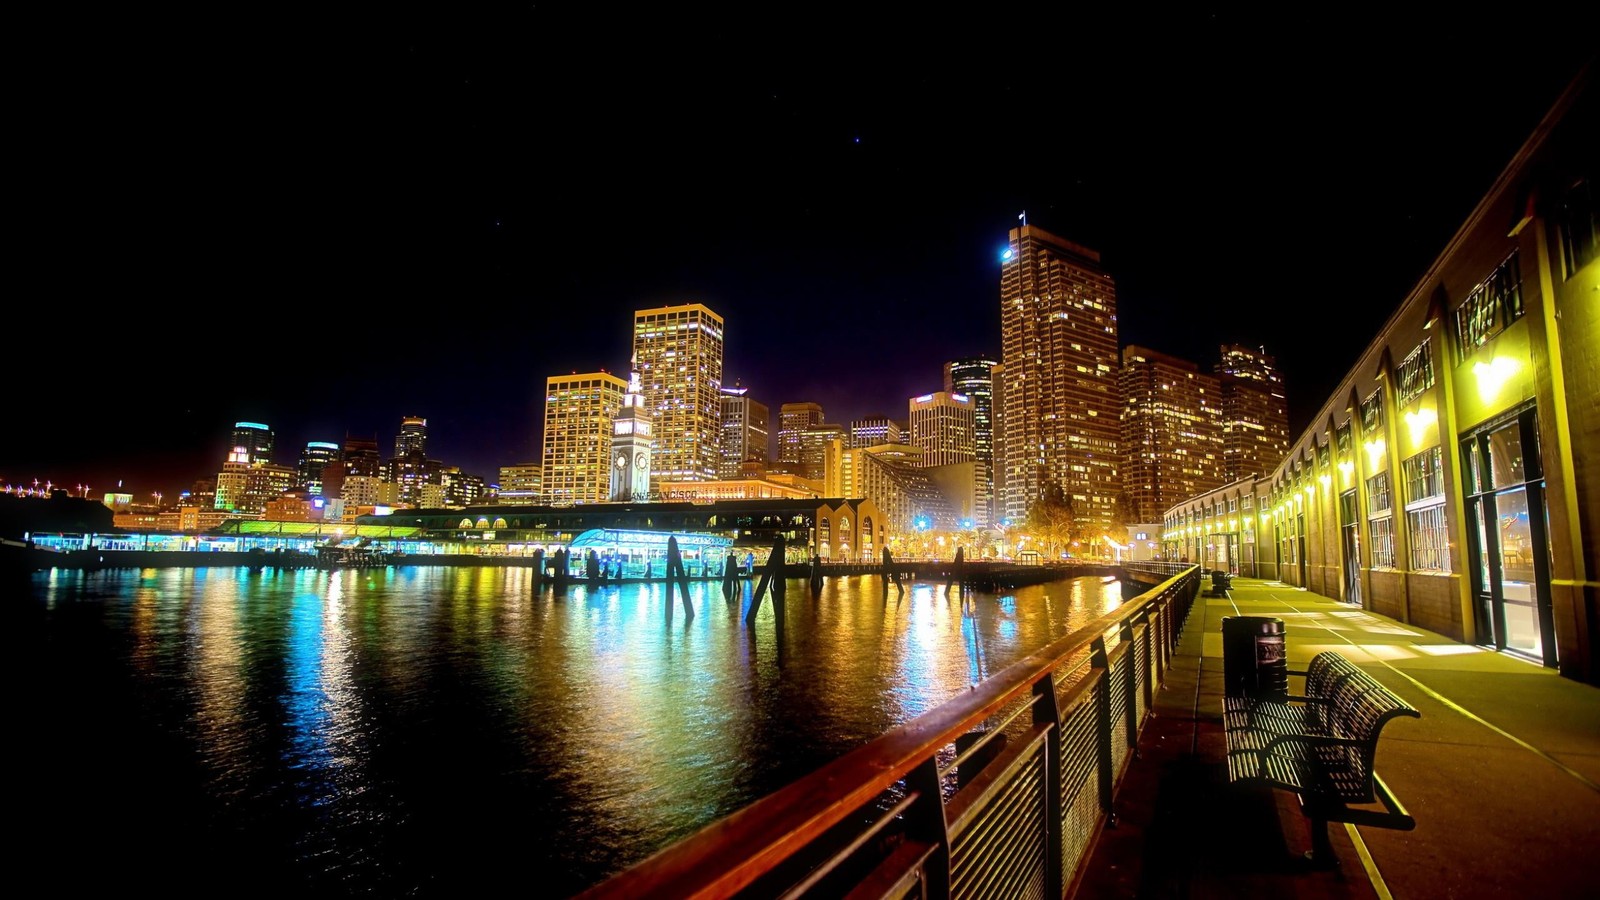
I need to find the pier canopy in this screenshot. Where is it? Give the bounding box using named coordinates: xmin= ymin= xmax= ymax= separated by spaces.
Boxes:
xmin=569 ymin=528 xmax=733 ymax=557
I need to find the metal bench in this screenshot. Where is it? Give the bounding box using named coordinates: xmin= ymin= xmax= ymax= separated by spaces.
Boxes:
xmin=1223 ymin=651 xmax=1420 ymax=867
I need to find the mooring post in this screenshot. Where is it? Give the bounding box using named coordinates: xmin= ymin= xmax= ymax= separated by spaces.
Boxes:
xmin=745 ymin=536 xmax=785 ymax=625
xmin=531 ymin=547 xmax=545 ymax=590
xmin=809 ymin=554 xmax=823 ymax=595
xmin=722 ymin=552 xmax=738 ymax=602
xmin=553 ymin=548 xmax=569 ymax=595
xmin=666 ymin=536 xmax=693 ymax=618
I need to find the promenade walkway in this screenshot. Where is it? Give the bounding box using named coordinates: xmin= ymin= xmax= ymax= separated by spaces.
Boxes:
xmin=1073 ymin=576 xmax=1600 ymax=900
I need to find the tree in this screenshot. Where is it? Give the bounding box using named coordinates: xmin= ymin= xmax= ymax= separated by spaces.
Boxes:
xmin=1026 ymin=482 xmax=1077 ymax=559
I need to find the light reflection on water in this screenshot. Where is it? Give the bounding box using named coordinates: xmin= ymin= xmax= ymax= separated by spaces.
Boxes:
xmin=17 ymin=565 xmax=1122 ymax=897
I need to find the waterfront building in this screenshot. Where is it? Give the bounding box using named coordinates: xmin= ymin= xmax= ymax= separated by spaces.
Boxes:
xmin=718 ymin=383 xmax=770 ymax=479
xmin=611 ymin=364 xmax=654 ymax=502
xmin=229 ymin=421 xmax=275 ymax=466
xmin=848 ymin=416 xmax=903 ymax=448
xmin=633 ymin=303 xmax=724 ymax=487
xmin=440 ymin=468 xmax=486 ymax=508
xmin=213 ymin=455 xmax=296 ymax=515
xmin=778 ymin=401 xmax=824 ymax=469
xmin=1119 ymin=345 xmax=1225 ymax=525
xmin=997 ymin=225 xmax=1121 ymax=534
xmin=656 ymin=472 xmax=819 ymax=502
xmin=541 ymin=371 xmax=628 ymax=506
xmin=830 ymin=443 xmax=958 ymax=539
xmin=908 ymin=391 xmax=975 ymax=468
xmin=945 ymin=356 xmax=998 ymax=525
xmin=1216 ymin=344 xmax=1290 ymax=481
xmin=799 ymin=422 xmax=844 ymax=483
xmin=1164 ymin=69 xmax=1597 ymax=685
xmin=497 ymin=463 xmax=542 ymax=505
xmin=393 ymin=416 xmax=427 ymax=459
xmin=297 ymin=441 xmax=341 ymax=495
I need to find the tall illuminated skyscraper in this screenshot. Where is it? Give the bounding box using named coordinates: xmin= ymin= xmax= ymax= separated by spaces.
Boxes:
xmin=1215 ymin=344 xmax=1289 ymax=481
xmin=997 ymin=224 xmax=1121 ymax=530
xmin=719 ymin=383 xmax=769 ymax=479
xmin=778 ymin=402 xmax=824 ymax=469
xmin=229 ymin=421 xmax=275 ymax=465
xmin=908 ymin=391 xmax=975 ymax=467
xmin=394 ymin=416 xmax=428 ymax=458
xmin=632 ymin=303 xmax=724 ymax=487
xmin=1119 ymin=345 xmax=1224 ymax=524
xmin=541 ymin=372 xmax=628 ymax=505
xmin=297 ymin=441 xmax=341 ymax=495
xmin=945 ymin=357 xmax=997 ymax=524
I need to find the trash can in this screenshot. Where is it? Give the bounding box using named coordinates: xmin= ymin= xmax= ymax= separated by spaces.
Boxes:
xmin=1222 ymin=616 xmax=1287 ymax=701
xmin=1209 ymin=570 xmax=1233 ymax=596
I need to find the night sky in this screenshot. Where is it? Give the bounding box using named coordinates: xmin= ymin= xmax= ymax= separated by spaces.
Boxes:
xmin=8 ymin=7 xmax=1595 ymax=501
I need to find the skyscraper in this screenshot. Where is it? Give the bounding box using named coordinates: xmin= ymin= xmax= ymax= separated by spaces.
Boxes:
xmin=849 ymin=416 xmax=903 ymax=449
xmin=778 ymin=402 xmax=824 ymax=469
xmin=229 ymin=421 xmax=274 ymax=466
xmin=908 ymin=391 xmax=976 ymax=468
xmin=998 ymin=224 xmax=1121 ymax=530
xmin=1215 ymin=344 xmax=1289 ymax=481
xmin=297 ymin=441 xmax=341 ymax=495
xmin=394 ymin=416 xmax=428 ymax=458
xmin=541 ymin=371 xmax=628 ymax=505
xmin=944 ymin=357 xmax=997 ymax=524
xmin=633 ymin=303 xmax=724 ymax=486
xmin=719 ymin=383 xmax=769 ymax=479
xmin=1119 ymin=345 xmax=1225 ymax=524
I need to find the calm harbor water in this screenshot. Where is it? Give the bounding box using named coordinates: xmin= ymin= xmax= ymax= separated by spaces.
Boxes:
xmin=12 ymin=564 xmax=1123 ymax=897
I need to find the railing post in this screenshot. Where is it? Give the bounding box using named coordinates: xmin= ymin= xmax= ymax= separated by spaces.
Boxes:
xmin=1091 ymin=635 xmax=1116 ymax=825
xmin=905 ymin=756 xmax=952 ymax=899
xmin=1032 ymin=673 xmax=1064 ymax=900
xmin=1120 ymin=618 xmax=1140 ymax=753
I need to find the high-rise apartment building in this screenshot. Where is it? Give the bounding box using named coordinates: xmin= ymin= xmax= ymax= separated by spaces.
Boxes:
xmin=541 ymin=371 xmax=628 ymax=505
xmin=1119 ymin=345 xmax=1225 ymax=524
xmin=632 ymin=303 xmax=724 ymax=486
xmin=945 ymin=357 xmax=998 ymax=525
xmin=719 ymin=383 xmax=770 ymax=479
xmin=297 ymin=441 xmax=341 ymax=495
xmin=1214 ymin=344 xmax=1289 ymax=481
xmin=997 ymin=225 xmax=1121 ymax=530
xmin=778 ymin=402 xmax=824 ymax=468
xmin=908 ymin=391 xmax=976 ymax=468
xmin=849 ymin=416 xmax=903 ymax=448
xmin=229 ymin=421 xmax=275 ymax=466
xmin=394 ymin=416 xmax=428 ymax=458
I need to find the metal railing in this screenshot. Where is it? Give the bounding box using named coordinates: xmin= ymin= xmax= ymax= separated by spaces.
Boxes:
xmin=576 ymin=565 xmax=1203 ymax=900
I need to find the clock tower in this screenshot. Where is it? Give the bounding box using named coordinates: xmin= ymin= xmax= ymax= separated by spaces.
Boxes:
xmin=610 ymin=358 xmax=653 ymax=501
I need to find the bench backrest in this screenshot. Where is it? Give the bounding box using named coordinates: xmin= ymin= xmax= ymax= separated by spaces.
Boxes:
xmin=1299 ymin=651 xmax=1367 ymax=733
xmin=1319 ymin=666 xmax=1420 ymax=803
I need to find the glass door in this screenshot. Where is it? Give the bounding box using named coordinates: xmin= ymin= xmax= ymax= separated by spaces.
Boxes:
xmin=1461 ymin=407 xmax=1556 ymax=666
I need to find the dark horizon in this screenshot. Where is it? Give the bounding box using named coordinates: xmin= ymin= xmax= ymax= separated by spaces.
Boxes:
xmin=7 ymin=10 xmax=1594 ymax=501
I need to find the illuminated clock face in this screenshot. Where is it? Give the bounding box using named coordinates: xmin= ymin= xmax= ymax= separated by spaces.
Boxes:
xmin=616 ymin=454 xmax=628 ymax=469
xmin=635 ymin=453 xmax=648 ymax=469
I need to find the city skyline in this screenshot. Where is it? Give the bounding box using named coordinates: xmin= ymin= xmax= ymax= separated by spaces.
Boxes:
xmin=7 ymin=11 xmax=1594 ymax=499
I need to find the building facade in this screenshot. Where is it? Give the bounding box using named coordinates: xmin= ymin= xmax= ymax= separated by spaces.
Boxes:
xmin=612 ymin=366 xmax=654 ymax=502
xmin=497 ymin=463 xmax=542 ymax=505
xmin=719 ymin=383 xmax=770 ymax=479
xmin=541 ymin=371 xmax=628 ymax=506
xmin=1165 ymin=70 xmax=1597 ymax=685
xmin=229 ymin=421 xmax=275 ymax=466
xmin=633 ymin=303 xmax=724 ymax=487
xmin=945 ymin=356 xmax=998 ymax=526
xmin=908 ymin=391 xmax=976 ymax=468
xmin=778 ymin=402 xmax=824 ymax=469
xmin=394 ymin=416 xmax=428 ymax=459
xmin=1119 ymin=345 xmax=1225 ymax=525
xmin=297 ymin=441 xmax=341 ymax=495
xmin=849 ymin=416 xmax=903 ymax=449
xmin=1216 ymin=344 xmax=1290 ymax=481
xmin=997 ymin=225 xmax=1121 ymax=532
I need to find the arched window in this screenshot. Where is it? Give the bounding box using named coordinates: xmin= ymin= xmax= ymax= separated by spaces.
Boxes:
xmin=476 ymin=517 xmax=490 ymax=529
xmin=493 ymin=518 xmax=507 ymax=529
xmin=458 ymin=518 xmax=473 ymax=529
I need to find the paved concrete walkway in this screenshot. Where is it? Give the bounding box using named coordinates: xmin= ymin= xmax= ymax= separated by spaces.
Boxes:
xmin=1073 ymin=576 xmax=1600 ymax=900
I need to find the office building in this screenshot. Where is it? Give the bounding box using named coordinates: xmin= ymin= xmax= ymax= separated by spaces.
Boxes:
xmin=908 ymin=391 xmax=976 ymax=468
xmin=849 ymin=416 xmax=903 ymax=448
xmin=394 ymin=416 xmax=428 ymax=459
xmin=541 ymin=371 xmax=628 ymax=505
xmin=1119 ymin=345 xmax=1225 ymax=525
xmin=778 ymin=402 xmax=824 ymax=469
xmin=997 ymin=225 xmax=1121 ymax=532
xmin=1215 ymin=345 xmax=1290 ymax=481
xmin=297 ymin=441 xmax=341 ymax=495
xmin=719 ymin=383 xmax=770 ymax=479
xmin=229 ymin=421 xmax=275 ymax=466
xmin=497 ymin=463 xmax=543 ymax=505
xmin=633 ymin=303 xmax=724 ymax=487
xmin=945 ymin=357 xmax=998 ymax=525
